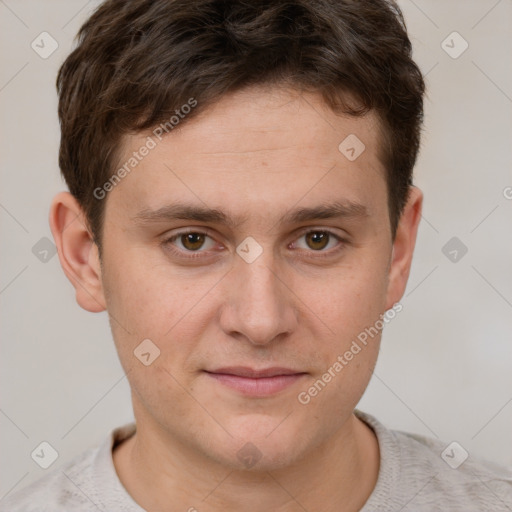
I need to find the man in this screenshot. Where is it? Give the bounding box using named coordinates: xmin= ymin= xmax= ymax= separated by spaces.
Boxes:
xmin=2 ymin=0 xmax=511 ymax=511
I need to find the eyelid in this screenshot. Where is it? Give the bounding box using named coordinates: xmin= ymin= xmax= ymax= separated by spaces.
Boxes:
xmin=292 ymin=225 xmax=346 ymax=239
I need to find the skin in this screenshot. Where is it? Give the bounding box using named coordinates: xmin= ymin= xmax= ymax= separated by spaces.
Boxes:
xmin=49 ymin=85 xmax=422 ymax=512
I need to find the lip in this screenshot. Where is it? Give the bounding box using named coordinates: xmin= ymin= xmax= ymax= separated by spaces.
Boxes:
xmin=204 ymin=367 xmax=307 ymax=396
xmin=208 ymin=366 xmax=303 ymax=378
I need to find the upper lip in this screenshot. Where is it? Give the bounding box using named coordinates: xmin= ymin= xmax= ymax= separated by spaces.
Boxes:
xmin=205 ymin=367 xmax=305 ymax=378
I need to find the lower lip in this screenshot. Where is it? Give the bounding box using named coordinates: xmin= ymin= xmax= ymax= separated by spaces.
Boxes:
xmin=205 ymin=372 xmax=306 ymax=396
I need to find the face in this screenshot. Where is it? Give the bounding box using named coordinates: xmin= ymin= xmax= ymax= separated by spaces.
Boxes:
xmin=89 ymin=86 xmax=408 ymax=470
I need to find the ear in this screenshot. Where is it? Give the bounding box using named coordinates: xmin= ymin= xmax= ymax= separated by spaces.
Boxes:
xmin=385 ymin=186 xmax=423 ymax=309
xmin=49 ymin=191 xmax=107 ymax=312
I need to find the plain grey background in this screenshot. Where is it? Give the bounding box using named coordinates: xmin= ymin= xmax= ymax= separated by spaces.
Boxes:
xmin=1 ymin=0 xmax=511 ymax=499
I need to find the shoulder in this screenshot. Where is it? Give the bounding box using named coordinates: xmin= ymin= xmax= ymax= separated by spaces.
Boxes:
xmin=0 ymin=445 xmax=98 ymax=512
xmin=356 ymin=409 xmax=512 ymax=511
xmin=393 ymin=428 xmax=512 ymax=509
xmin=0 ymin=423 xmax=138 ymax=512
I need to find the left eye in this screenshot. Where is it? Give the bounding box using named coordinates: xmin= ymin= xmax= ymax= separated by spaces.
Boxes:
xmin=292 ymin=230 xmax=341 ymax=251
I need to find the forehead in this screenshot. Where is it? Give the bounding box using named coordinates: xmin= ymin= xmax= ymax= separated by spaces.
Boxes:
xmin=107 ymin=86 xmax=387 ymax=224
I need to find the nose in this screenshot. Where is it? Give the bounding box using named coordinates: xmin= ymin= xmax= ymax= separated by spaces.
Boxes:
xmin=219 ymin=251 xmax=298 ymax=346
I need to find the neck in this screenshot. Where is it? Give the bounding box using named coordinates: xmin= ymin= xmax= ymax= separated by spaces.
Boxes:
xmin=113 ymin=413 xmax=380 ymax=512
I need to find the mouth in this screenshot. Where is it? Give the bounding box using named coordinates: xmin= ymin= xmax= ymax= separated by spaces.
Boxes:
xmin=203 ymin=366 xmax=308 ymax=396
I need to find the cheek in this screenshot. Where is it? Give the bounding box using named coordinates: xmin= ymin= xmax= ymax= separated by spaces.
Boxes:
xmin=101 ymin=248 xmax=224 ymax=385
xmin=102 ymin=245 xmax=206 ymax=334
xmin=304 ymin=259 xmax=389 ymax=340
xmin=292 ymin=254 xmax=389 ymax=404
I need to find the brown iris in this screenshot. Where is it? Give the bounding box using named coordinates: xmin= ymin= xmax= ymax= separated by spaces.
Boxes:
xmin=181 ymin=233 xmax=206 ymax=251
xmin=305 ymin=231 xmax=330 ymax=250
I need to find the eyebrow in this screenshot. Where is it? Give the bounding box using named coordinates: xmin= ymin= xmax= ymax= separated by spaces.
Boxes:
xmin=131 ymin=200 xmax=369 ymax=229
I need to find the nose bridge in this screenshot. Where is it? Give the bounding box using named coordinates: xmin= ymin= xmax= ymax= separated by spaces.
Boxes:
xmin=222 ymin=245 xmax=296 ymax=345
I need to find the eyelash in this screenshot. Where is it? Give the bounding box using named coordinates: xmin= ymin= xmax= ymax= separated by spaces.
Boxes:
xmin=161 ymin=228 xmax=347 ymax=260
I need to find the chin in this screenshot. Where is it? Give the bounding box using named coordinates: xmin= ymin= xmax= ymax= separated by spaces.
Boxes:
xmin=207 ymin=414 xmax=314 ymax=471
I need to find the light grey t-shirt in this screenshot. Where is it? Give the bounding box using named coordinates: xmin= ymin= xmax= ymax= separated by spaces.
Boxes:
xmin=2 ymin=409 xmax=511 ymax=511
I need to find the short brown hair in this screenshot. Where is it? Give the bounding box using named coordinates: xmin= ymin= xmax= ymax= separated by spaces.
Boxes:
xmin=56 ymin=0 xmax=425 ymax=254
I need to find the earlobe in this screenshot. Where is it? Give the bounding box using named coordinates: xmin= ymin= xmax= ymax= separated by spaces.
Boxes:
xmin=49 ymin=191 xmax=107 ymax=313
xmin=385 ymin=186 xmax=423 ymax=309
